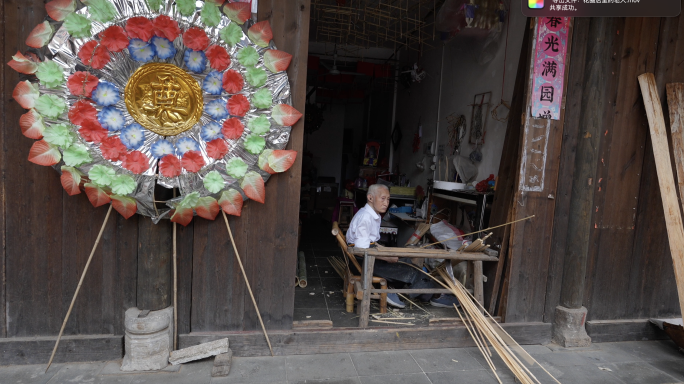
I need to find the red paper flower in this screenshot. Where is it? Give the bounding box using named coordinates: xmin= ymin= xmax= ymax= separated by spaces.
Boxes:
xmin=79 ymin=119 xmax=109 ymax=143
xmin=222 ymin=118 xmax=244 ymax=140
xmin=153 ymin=15 xmax=181 ymax=41
xmin=69 ymin=100 xmax=98 ymax=126
xmin=99 ymin=25 xmax=129 ymax=52
xmin=122 ymin=151 xmax=150 ymax=174
xmin=100 ymin=136 xmax=128 ymax=161
xmin=206 ymin=45 xmax=230 ymax=71
xmin=160 ymin=155 xmax=182 ymax=177
xmin=182 ymin=27 xmax=210 ymax=51
xmin=67 ymin=71 xmax=99 ymax=97
xmin=181 ymin=150 xmax=205 ymax=173
xmin=228 ymin=94 xmax=250 ymax=117
xmin=206 ymin=139 xmax=230 ymax=159
xmin=126 ymin=17 xmax=155 ymax=42
xmin=222 ymin=69 xmax=244 ymax=94
xmin=78 ymin=40 xmax=110 ymax=69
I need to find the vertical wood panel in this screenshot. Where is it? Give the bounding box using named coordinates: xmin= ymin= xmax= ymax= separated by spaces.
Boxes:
xmin=137 ymin=219 xmax=173 ymax=311
xmin=4 ymin=0 xmax=65 ymax=337
xmin=625 ymin=15 xmax=684 ymax=319
xmin=191 ymin=217 xmax=245 ymax=331
xmin=62 ymin=202 xmax=107 ymax=334
xmin=584 ymin=18 xmax=661 ymax=320
xmin=0 ymin=0 xmax=6 ymax=338
xmin=484 ymin=18 xmax=531 ymax=310
xmin=176 ymin=223 xmax=193 ymax=335
xmin=505 ymin=19 xmax=574 ymax=323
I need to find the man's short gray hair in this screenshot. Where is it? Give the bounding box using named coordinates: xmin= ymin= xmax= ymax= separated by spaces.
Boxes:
xmin=367 ymin=183 xmax=389 ymax=197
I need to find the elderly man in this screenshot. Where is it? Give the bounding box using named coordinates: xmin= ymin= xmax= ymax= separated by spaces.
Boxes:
xmin=346 ymin=184 xmax=459 ymax=309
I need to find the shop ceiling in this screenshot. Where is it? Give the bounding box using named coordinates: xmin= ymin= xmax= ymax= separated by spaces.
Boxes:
xmin=310 ymin=0 xmax=446 ymax=51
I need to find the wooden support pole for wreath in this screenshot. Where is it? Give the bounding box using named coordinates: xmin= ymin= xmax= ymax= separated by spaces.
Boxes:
xmin=222 ymin=211 xmax=274 ymax=356
xmin=173 ymin=219 xmax=178 ymax=350
xmin=46 ymin=205 xmax=114 ymax=372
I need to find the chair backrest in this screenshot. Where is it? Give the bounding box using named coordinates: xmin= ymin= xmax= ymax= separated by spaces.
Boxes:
xmin=332 ymin=221 xmax=363 ymax=274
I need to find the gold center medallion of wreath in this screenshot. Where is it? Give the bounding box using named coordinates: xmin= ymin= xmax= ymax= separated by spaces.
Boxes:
xmin=125 ymin=63 xmax=203 ymax=136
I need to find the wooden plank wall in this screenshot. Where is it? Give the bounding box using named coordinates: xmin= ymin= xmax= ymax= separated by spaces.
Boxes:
xmin=0 ymin=0 xmax=309 ymax=339
xmin=500 ymin=15 xmax=683 ymax=323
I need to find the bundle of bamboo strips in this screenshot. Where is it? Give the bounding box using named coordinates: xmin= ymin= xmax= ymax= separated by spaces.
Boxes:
xmin=390 ymin=261 xmax=560 ymax=383
xmin=329 ymin=256 xmax=347 ymax=279
xmin=422 ymin=264 xmax=561 ymax=384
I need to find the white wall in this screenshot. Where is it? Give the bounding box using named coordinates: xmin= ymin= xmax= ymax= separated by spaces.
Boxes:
xmin=307 ymin=104 xmax=346 ymax=184
xmin=394 ymin=1 xmax=527 ymax=189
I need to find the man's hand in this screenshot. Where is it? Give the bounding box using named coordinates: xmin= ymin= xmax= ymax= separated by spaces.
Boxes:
xmin=377 ymin=256 xmax=399 ymax=263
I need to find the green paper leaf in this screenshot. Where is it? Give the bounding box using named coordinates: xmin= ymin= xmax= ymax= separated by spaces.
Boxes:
xmin=36 ymin=60 xmax=65 ymax=89
xmin=219 ymin=189 xmax=243 ymax=216
xmin=176 ymin=0 xmax=196 ymax=16
xmin=63 ymin=12 xmax=92 ymax=38
xmin=219 ymin=23 xmax=242 ymax=46
xmin=252 ymin=89 xmax=272 ymax=110
xmin=195 ymin=196 xmax=220 ymax=220
xmin=201 ymin=1 xmax=221 ymax=27
xmin=178 ymin=191 xmax=200 ymax=208
xmin=258 ymin=149 xmax=274 ymax=173
xmin=171 ymin=205 xmax=194 ymax=226
xmin=35 ymin=94 xmax=67 ymax=118
xmin=203 ymin=170 xmax=225 ymax=194
xmin=225 ymin=157 xmax=248 ymax=179
xmin=43 ymin=123 xmax=75 ymax=149
xmin=268 ymin=149 xmax=298 ymax=173
xmin=110 ymin=174 xmax=137 ymax=195
xmin=237 ymin=46 xmax=259 ymax=67
xmin=61 ymin=165 xmax=83 ymax=195
xmin=63 ymin=144 xmax=92 ymax=167
xmin=240 ymin=171 xmax=265 ymax=203
xmin=85 ymin=182 xmax=111 ymax=207
xmin=84 ymin=0 xmax=117 ymax=23
xmin=146 ymin=0 xmax=164 ymax=11
xmin=89 ymin=164 xmax=116 ymax=187
xmin=245 ymin=66 xmax=267 ymax=88
xmin=111 ymin=194 xmax=138 ymax=219
xmin=244 ymin=134 xmax=265 ymax=155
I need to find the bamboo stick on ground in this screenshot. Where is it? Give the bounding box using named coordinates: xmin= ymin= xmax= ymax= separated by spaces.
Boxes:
xmin=46 ymin=205 xmax=113 ymax=372
xmin=222 ymin=211 xmax=274 ymax=357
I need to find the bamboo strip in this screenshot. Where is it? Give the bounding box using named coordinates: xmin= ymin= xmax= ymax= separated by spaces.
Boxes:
xmin=421 ymin=215 xmax=535 ymax=248
xmin=46 ymin=205 xmax=113 ymax=372
xmin=222 ymin=212 xmax=274 ymax=357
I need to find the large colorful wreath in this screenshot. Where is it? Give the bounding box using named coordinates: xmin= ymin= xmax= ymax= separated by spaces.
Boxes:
xmin=10 ymin=0 xmax=301 ymax=225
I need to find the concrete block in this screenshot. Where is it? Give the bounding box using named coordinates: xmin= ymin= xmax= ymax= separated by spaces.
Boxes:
xmin=552 ymin=305 xmax=592 ymax=348
xmin=211 ymin=350 xmax=233 ymax=377
xmin=169 ymin=338 xmax=229 ymax=365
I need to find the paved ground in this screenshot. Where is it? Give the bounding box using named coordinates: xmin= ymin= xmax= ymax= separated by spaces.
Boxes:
xmin=3 ymin=340 xmax=683 ymax=384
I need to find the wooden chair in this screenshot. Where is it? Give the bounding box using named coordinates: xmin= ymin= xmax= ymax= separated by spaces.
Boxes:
xmin=331 ymin=222 xmax=388 ymax=314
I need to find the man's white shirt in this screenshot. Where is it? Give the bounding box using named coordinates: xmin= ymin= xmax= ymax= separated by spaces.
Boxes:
xmin=346 ymin=204 xmax=381 ymax=248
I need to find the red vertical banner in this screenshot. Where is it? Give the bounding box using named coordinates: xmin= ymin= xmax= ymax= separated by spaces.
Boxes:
xmin=530 ymin=17 xmax=570 ymax=120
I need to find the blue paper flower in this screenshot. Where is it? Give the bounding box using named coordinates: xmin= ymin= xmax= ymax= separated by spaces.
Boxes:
xmin=120 ymin=123 xmax=146 ymax=150
xmin=151 ymin=36 xmax=176 ymax=60
xmin=176 ymin=137 xmax=200 ymax=155
xmin=205 ymin=99 xmax=228 ymax=120
xmin=92 ymin=81 xmax=120 ymax=106
xmin=202 ymin=71 xmax=223 ymax=95
xmin=201 ymin=122 xmax=223 ymax=142
xmin=129 ymin=38 xmax=156 ymax=63
xmin=184 ymin=49 xmax=207 ymax=73
xmin=151 ymin=139 xmax=176 ymax=158
xmin=98 ymin=106 xmax=125 ymax=131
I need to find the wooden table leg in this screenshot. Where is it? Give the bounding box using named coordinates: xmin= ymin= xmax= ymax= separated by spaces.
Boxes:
xmin=359 ymin=252 xmax=375 ymax=328
xmin=474 ymin=260 xmax=484 ymax=312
